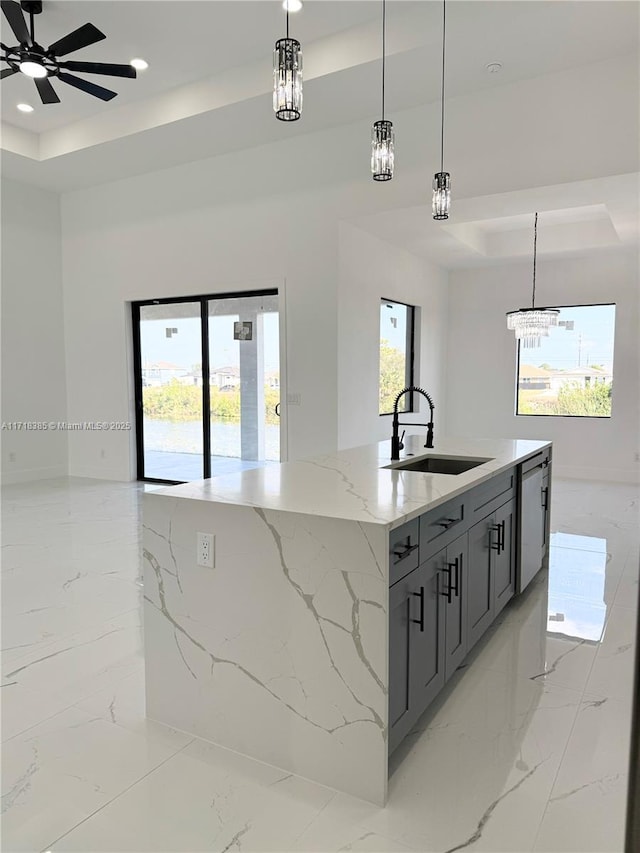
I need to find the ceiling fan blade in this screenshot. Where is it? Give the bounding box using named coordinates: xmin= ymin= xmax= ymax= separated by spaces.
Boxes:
xmin=48 ymin=23 xmax=105 ymax=58
xmin=58 ymin=60 xmax=136 ymax=79
xmin=1 ymin=66 xmax=18 ymax=78
xmin=58 ymin=71 xmax=116 ymax=101
xmin=1 ymin=0 xmax=32 ymax=47
xmin=35 ymin=75 xmax=60 ymax=103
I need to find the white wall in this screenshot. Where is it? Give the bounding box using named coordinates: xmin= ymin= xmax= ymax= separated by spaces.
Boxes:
xmin=445 ymin=250 xmax=640 ymax=483
xmin=338 ymin=223 xmax=448 ymax=450
xmin=57 ymin=51 xmax=637 ymax=481
xmin=1 ymin=179 xmax=68 ymax=483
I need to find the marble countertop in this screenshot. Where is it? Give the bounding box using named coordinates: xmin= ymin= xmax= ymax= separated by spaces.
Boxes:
xmin=151 ymin=435 xmax=551 ymax=530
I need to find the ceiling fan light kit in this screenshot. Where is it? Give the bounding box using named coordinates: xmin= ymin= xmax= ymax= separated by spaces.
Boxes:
xmin=506 ymin=212 xmax=560 ymax=348
xmin=1 ymin=0 xmax=137 ymax=105
xmin=273 ymin=3 xmax=302 ymax=122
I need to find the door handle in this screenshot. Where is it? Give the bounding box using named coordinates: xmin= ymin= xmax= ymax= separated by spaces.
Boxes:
xmin=500 ymin=520 xmax=505 ymax=553
xmin=541 ymin=486 xmax=549 ymax=510
xmin=411 ymin=587 xmax=425 ymax=632
xmin=448 ymin=558 xmax=459 ymax=596
xmin=490 ymin=523 xmax=501 ymax=552
xmin=437 ymin=517 xmax=459 ymax=529
xmin=440 ymin=565 xmax=453 ymax=603
xmin=393 ymin=542 xmax=419 ymax=562
xmin=275 ymin=403 xmax=281 ymax=417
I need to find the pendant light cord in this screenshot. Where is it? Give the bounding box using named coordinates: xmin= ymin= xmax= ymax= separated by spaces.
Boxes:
xmin=440 ymin=0 xmax=446 ymax=173
xmin=381 ymin=0 xmax=386 ymax=121
xmin=286 ymin=6 xmax=289 ymax=39
xmin=531 ymin=212 xmax=538 ymax=309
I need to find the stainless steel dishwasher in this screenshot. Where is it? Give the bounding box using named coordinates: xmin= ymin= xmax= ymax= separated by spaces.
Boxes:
xmin=518 ymin=462 xmax=545 ymax=592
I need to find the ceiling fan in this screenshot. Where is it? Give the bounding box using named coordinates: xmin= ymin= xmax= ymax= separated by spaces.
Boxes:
xmin=0 ymin=0 xmax=136 ymax=104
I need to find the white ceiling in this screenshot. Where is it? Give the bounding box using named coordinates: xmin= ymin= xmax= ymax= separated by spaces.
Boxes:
xmin=349 ymin=174 xmax=640 ymax=268
xmin=1 ymin=1 xmax=638 ymax=192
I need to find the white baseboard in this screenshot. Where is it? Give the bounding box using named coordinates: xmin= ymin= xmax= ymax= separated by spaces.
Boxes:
xmin=554 ymin=464 xmax=640 ymax=485
xmin=1 ymin=464 xmax=67 ymax=485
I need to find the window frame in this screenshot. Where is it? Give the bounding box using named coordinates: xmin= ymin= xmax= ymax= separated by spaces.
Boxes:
xmin=379 ymin=297 xmax=416 ymax=417
xmin=515 ymin=302 xmax=615 ymax=419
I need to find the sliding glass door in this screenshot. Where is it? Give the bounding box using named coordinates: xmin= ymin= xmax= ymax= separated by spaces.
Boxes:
xmin=132 ymin=290 xmax=280 ymax=483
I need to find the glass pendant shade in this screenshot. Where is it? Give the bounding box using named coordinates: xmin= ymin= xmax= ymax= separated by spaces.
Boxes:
xmin=432 ymin=171 xmax=451 ymax=220
xmin=273 ymin=37 xmax=302 ymax=121
xmin=506 ymin=308 xmax=560 ymax=348
xmin=371 ymin=120 xmax=394 ymax=181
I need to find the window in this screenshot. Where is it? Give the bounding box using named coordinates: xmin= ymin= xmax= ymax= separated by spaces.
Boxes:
xmin=516 ymin=304 xmax=615 ymax=417
xmin=379 ymin=299 xmax=415 ymax=415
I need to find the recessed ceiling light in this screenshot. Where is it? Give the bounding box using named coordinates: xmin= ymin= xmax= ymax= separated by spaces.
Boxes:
xmin=17 ymin=103 xmax=34 ymax=113
xmin=282 ymin=0 xmax=302 ymax=11
xmin=130 ymin=58 xmax=148 ymax=71
xmin=485 ymin=62 xmax=503 ymax=74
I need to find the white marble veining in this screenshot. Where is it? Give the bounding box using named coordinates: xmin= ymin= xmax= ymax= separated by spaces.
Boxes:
xmin=2 ymin=475 xmax=638 ymax=852
xmin=143 ymin=495 xmax=390 ymax=804
xmin=154 ymin=435 xmax=551 ymax=529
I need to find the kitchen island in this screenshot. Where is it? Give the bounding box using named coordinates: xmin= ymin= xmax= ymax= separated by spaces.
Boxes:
xmin=143 ymin=435 xmax=551 ymax=805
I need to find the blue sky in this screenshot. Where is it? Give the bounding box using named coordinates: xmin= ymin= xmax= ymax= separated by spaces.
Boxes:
xmin=140 ymin=313 xmax=280 ymax=372
xmin=519 ymin=304 xmax=616 ymax=370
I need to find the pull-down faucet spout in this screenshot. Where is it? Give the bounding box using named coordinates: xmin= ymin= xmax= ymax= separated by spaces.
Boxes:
xmin=390 ymin=386 xmax=435 ymax=460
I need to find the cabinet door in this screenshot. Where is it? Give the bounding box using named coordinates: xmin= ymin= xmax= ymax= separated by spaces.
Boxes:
xmin=444 ymin=536 xmax=468 ymax=680
xmin=389 ymin=556 xmax=446 ymax=754
xmin=467 ymin=514 xmax=496 ymax=650
xmin=411 ymin=550 xmax=446 ymax=711
xmin=389 ymin=572 xmax=417 ymax=748
xmin=494 ymin=498 xmax=516 ymax=615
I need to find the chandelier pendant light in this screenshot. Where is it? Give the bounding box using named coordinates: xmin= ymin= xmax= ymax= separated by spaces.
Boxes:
xmin=273 ymin=4 xmax=302 ymax=122
xmin=506 ymin=212 xmax=560 ymax=348
xmin=371 ymin=0 xmax=394 ymax=181
xmin=432 ymin=0 xmax=451 ymax=220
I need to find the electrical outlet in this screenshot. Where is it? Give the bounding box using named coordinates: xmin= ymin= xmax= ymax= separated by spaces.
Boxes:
xmin=197 ymin=532 xmax=214 ymax=568
xmin=635 ymin=452 xmax=640 ymax=463
xmin=9 ymin=452 xmax=16 ymax=463
xmin=100 ymin=449 xmax=106 ymax=459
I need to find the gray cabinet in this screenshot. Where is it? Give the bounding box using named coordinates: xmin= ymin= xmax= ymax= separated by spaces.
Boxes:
xmin=388 ymin=450 xmax=550 ymax=755
xmin=389 ymin=557 xmax=445 ymax=752
xmin=467 ymin=498 xmax=516 ymax=649
xmin=494 ymin=498 xmax=516 ymax=615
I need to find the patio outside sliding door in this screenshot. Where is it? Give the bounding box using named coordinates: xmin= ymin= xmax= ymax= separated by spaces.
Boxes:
xmin=132 ymin=289 xmax=280 ymax=484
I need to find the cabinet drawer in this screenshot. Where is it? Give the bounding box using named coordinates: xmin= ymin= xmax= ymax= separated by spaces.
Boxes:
xmin=469 ymin=468 xmax=516 ymax=522
xmin=389 ymin=518 xmax=420 ymax=586
xmin=521 ymin=448 xmax=551 ymax=475
xmin=420 ymin=496 xmax=466 ymax=560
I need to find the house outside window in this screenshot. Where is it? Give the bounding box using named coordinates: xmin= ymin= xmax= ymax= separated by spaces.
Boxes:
xmin=516 ymin=303 xmax=615 ymax=417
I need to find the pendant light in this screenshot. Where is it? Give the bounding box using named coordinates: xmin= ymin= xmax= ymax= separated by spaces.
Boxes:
xmin=506 ymin=213 xmax=560 ymax=348
xmin=432 ymin=0 xmax=450 ymax=220
xmin=273 ymin=3 xmax=302 ymax=121
xmin=371 ymin=0 xmax=394 ymax=181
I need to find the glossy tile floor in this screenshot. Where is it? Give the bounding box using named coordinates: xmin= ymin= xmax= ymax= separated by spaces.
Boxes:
xmin=1 ymin=477 xmax=638 ymax=853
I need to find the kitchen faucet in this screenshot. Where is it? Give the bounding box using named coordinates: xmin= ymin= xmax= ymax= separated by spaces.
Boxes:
xmin=391 ymin=386 xmax=435 ymax=460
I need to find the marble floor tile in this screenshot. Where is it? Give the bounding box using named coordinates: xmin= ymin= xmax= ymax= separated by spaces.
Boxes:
xmin=1 ymin=706 xmax=187 ymax=852
xmin=533 ymin=696 xmax=632 ymax=852
xmin=1 ymin=476 xmax=638 ymax=853
xmin=49 ymin=738 xmax=335 ymax=852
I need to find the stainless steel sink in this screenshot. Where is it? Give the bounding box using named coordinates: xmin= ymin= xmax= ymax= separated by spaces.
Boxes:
xmin=386 ymin=455 xmax=493 ymax=475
